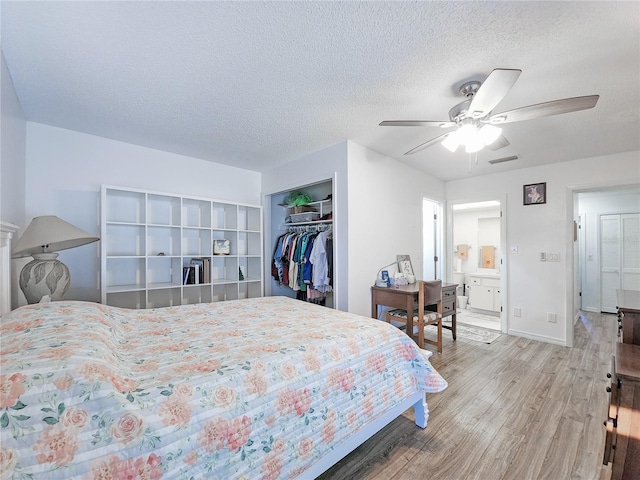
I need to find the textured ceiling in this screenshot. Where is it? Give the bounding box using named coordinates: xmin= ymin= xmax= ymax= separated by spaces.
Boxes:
xmin=2 ymin=1 xmax=639 ymax=181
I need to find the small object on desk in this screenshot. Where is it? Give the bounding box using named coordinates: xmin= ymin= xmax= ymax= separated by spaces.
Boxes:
xmin=375 ymin=260 xmax=398 ymax=287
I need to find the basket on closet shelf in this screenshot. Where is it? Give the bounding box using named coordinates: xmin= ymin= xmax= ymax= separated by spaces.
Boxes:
xmin=287 ymin=205 xmax=316 ymax=215
xmin=289 ymin=212 xmax=320 ymax=223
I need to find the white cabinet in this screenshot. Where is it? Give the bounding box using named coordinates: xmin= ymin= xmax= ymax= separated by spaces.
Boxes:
xmin=101 ymin=186 xmax=263 ymax=309
xmin=468 ymin=274 xmax=501 ymax=314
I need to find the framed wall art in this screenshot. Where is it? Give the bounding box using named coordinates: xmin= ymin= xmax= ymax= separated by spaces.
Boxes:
xmin=523 ymin=182 xmax=546 ymax=205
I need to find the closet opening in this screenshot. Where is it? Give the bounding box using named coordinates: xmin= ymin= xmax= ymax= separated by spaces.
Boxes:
xmin=267 ymin=179 xmax=335 ymax=309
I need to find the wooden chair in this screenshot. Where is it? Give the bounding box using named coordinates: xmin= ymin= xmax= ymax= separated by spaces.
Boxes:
xmin=385 ymin=280 xmax=443 ymax=353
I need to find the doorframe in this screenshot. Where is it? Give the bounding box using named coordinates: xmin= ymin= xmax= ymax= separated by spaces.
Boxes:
xmin=567 ymin=181 xmax=640 ymax=348
xmin=446 ymin=195 xmax=508 ymax=333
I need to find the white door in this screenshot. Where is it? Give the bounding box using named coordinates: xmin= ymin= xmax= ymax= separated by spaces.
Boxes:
xmin=600 ymin=213 xmax=640 ymax=313
xmin=423 ymin=198 xmax=442 ymax=281
xmin=621 ymin=214 xmax=640 ymax=290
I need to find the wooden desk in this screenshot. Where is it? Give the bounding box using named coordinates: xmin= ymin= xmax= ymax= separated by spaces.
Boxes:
xmin=371 ymin=282 xmax=458 ymax=342
xmin=617 ymin=289 xmax=640 ymax=344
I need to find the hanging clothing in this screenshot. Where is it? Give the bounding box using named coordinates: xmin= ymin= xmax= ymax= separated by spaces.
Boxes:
xmin=271 ymin=228 xmax=332 ymax=304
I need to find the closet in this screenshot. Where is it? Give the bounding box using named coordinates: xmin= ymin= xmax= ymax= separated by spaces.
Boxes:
xmin=268 ymin=180 xmax=335 ymax=308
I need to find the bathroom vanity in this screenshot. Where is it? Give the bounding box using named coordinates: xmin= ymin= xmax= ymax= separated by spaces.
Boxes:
xmin=468 ymin=273 xmax=501 ymax=314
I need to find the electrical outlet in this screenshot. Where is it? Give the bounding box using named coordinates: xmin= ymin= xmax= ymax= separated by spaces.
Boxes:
xmin=514 ymin=307 xmax=521 ymax=317
xmin=547 ymin=253 xmax=560 ymax=262
xmin=511 ymin=245 xmax=518 ymax=254
xmin=547 ymin=312 xmax=557 ymax=323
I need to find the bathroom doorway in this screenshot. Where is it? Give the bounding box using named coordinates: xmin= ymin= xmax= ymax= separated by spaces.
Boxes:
xmin=451 ymin=200 xmax=503 ymax=331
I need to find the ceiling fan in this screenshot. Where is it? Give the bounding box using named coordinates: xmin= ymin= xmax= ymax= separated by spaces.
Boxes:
xmin=380 ymin=68 xmax=599 ymax=156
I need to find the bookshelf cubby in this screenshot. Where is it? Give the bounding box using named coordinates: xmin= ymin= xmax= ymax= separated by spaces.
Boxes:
xmin=101 ymin=185 xmax=263 ymax=309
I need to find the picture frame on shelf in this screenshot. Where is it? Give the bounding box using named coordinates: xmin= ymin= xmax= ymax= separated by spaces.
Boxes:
xmin=214 ymin=239 xmax=230 ymax=255
xmin=523 ymin=182 xmax=546 ymax=205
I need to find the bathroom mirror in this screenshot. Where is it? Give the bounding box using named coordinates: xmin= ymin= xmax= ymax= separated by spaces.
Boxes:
xmin=477 ymin=217 xmax=501 ymax=269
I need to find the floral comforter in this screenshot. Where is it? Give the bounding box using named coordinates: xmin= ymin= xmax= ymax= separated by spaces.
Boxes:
xmin=1 ymin=296 xmax=446 ymax=479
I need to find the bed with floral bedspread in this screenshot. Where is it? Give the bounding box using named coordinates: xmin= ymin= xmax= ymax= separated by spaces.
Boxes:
xmin=1 ymin=296 xmax=446 ymax=479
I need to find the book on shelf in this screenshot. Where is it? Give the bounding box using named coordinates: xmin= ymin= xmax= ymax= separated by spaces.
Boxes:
xmin=183 ymin=266 xmax=195 ymax=285
xmin=183 ymin=258 xmax=211 ymax=285
xmin=189 ymin=258 xmax=208 ymax=284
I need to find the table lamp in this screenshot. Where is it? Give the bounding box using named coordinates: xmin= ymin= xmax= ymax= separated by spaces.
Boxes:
xmin=11 ymin=216 xmax=100 ymax=304
xmin=375 ymin=261 xmax=398 ymax=287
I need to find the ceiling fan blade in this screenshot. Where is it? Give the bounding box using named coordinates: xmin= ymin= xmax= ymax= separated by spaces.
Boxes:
xmin=380 ymin=120 xmax=455 ymax=128
xmin=486 ymin=134 xmax=510 ymax=151
xmin=404 ymin=132 xmax=452 ymax=155
xmin=488 ymin=95 xmax=599 ymax=124
xmin=468 ymin=68 xmax=522 ymax=118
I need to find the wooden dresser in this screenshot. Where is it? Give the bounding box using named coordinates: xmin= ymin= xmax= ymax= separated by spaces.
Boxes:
xmin=602 ymin=291 xmax=640 ymax=479
xmin=617 ymin=289 xmax=640 ymax=344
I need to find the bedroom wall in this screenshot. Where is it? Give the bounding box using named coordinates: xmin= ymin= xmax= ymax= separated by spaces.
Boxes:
xmin=1 ymin=52 xmax=26 ymax=310
xmin=261 ymin=142 xmax=349 ymax=311
xmin=261 ymin=141 xmax=446 ymax=318
xmin=0 ymin=52 xmax=26 ymax=228
xmin=346 ymin=141 xmax=446 ymax=318
xmin=19 ymin=122 xmax=261 ymax=306
xmin=446 ymin=150 xmax=640 ymax=346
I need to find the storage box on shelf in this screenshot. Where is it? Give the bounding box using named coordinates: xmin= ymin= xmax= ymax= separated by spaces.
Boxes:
xmin=101 ymin=186 xmax=263 ymax=309
xmin=284 ymin=198 xmax=332 ymax=226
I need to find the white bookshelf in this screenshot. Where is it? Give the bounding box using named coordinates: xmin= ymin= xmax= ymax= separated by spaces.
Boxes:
xmin=101 ymin=185 xmax=263 ymax=309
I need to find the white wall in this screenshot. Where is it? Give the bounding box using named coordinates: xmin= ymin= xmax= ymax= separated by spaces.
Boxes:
xmin=21 ymin=122 xmax=261 ymax=305
xmin=1 ymin=52 xmax=26 ymax=228
xmin=262 ymin=140 xmax=446 ymax=318
xmin=578 ymin=187 xmax=640 ymax=311
xmin=447 ymin=150 xmax=640 ymax=346
xmin=261 ymin=142 xmax=349 ymax=311
xmin=1 ymin=52 xmax=27 ymax=309
xmin=347 ymin=141 xmax=445 ymax=318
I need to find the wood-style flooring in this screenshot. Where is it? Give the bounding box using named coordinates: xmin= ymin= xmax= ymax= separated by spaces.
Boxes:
xmin=318 ymin=311 xmax=617 ymax=480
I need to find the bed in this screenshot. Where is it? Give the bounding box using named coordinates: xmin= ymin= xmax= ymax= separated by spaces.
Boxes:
xmin=1 ymin=296 xmax=446 ymax=479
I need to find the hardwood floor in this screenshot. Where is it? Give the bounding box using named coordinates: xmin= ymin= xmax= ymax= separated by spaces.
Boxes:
xmin=318 ymin=311 xmax=618 ymax=480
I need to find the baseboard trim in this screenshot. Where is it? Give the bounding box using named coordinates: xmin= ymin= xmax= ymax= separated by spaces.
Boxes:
xmin=507 ymin=329 xmax=567 ymax=347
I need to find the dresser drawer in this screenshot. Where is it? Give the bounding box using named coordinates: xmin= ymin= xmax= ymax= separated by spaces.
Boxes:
xmin=442 ymin=288 xmax=456 ymax=299
xmin=442 ymin=299 xmax=455 ymax=317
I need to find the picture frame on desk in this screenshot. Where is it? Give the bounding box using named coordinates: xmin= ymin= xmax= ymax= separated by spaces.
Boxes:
xmin=396 ymin=255 xmax=414 ymax=278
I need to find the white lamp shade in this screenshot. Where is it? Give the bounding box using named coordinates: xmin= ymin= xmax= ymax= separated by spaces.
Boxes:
xmin=464 ymin=133 xmax=485 ymax=153
xmin=12 ymin=215 xmax=100 ymax=258
xmin=479 ymin=124 xmax=502 ymax=145
xmin=441 ymin=132 xmax=460 ymax=152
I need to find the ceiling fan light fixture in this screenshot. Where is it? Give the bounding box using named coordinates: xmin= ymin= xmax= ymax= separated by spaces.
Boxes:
xmin=441 ymin=133 xmax=459 ymax=152
xmin=456 ymin=124 xmax=477 ymax=144
xmin=479 ymin=124 xmax=502 ymax=145
xmin=464 ymin=136 xmax=484 ymax=153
